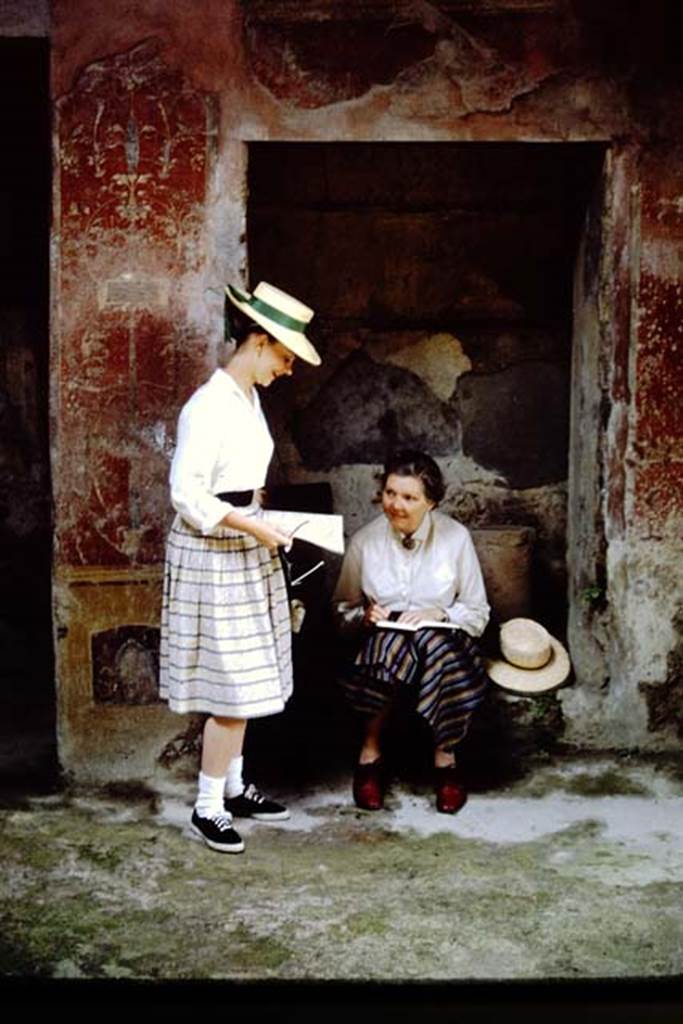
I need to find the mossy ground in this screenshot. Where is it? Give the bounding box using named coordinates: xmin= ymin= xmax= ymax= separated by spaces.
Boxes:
xmin=1 ymin=754 xmax=682 ymax=985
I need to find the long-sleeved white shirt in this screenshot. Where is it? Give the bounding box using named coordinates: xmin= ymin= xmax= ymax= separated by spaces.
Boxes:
xmin=333 ymin=510 xmax=490 ymax=638
xmin=169 ymin=369 xmax=274 ymax=534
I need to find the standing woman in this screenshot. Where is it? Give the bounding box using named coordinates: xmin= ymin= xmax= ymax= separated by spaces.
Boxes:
xmin=160 ymin=281 xmax=321 ymax=853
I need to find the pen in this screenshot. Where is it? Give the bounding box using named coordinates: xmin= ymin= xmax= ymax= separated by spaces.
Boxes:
xmin=282 ymin=519 xmax=310 ymax=553
xmin=287 ymin=519 xmax=309 ymax=540
xmin=291 ymin=560 xmax=324 ymax=587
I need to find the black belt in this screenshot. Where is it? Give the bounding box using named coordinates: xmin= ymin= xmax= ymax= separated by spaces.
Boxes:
xmin=216 ymin=490 xmax=255 ymax=507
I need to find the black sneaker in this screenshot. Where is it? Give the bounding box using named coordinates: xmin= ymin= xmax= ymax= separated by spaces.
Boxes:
xmin=224 ymin=783 xmax=290 ymax=821
xmin=190 ymin=809 xmax=245 ymax=853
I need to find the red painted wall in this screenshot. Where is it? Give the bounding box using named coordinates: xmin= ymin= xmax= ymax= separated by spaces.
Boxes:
xmin=633 ymin=147 xmax=683 ymax=540
xmin=54 ymin=34 xmax=220 ymax=566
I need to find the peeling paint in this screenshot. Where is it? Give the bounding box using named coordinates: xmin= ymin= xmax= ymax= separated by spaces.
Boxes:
xmin=374 ymin=332 xmax=472 ymax=401
xmin=634 ymin=271 xmax=683 ymax=464
xmin=244 ymin=11 xmax=436 ymax=109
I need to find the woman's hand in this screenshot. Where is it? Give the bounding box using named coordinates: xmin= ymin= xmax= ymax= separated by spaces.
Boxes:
xmin=364 ymin=602 xmax=392 ymax=627
xmin=398 ymin=607 xmax=447 ymax=626
xmin=247 ymin=519 xmax=294 ymax=552
xmin=222 ymin=510 xmax=292 ymax=552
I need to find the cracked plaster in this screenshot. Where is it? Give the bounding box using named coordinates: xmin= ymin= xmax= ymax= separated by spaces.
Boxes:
xmin=369 ymin=332 xmax=472 ymax=401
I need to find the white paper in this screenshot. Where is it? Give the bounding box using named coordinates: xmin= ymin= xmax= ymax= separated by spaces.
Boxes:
xmin=375 ymin=618 xmax=459 ymax=632
xmin=263 ymin=510 xmax=345 ymax=554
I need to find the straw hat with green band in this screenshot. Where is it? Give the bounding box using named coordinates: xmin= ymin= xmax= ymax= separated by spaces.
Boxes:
xmin=225 ymin=281 xmax=321 ymax=366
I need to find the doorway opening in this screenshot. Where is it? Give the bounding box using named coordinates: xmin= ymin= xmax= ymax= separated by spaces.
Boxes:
xmin=0 ymin=39 xmax=55 ymax=788
xmin=245 ymin=141 xmax=605 ymax=777
xmin=248 ymin=141 xmax=604 ymax=619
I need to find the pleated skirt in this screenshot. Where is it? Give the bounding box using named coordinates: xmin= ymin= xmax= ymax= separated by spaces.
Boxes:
xmin=342 ymin=626 xmax=489 ymax=750
xmin=159 ymin=514 xmax=292 ymax=718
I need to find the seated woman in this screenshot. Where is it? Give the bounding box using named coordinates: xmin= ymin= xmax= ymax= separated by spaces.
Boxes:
xmin=332 ymin=449 xmax=490 ymax=815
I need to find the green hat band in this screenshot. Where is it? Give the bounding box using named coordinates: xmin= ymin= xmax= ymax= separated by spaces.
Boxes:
xmin=229 ymin=285 xmax=308 ymax=334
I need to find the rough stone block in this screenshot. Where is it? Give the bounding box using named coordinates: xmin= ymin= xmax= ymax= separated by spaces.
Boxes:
xmin=457 ymin=361 xmax=569 ymax=488
xmin=471 ymin=525 xmax=535 ymax=622
xmin=292 ymin=350 xmax=460 ymax=469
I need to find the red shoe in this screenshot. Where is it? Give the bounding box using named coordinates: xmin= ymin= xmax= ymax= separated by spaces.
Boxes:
xmin=434 ymin=766 xmax=467 ymax=814
xmin=352 ymin=760 xmax=385 ymax=810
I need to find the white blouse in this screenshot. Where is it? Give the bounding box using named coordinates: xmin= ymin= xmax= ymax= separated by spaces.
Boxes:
xmin=169 ymin=369 xmax=274 ymax=534
xmin=333 ymin=510 xmax=490 ymax=638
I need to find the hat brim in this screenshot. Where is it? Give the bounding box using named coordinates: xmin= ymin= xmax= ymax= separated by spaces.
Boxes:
xmin=226 ymin=285 xmax=321 ymax=366
xmin=485 ymin=636 xmax=571 ymax=695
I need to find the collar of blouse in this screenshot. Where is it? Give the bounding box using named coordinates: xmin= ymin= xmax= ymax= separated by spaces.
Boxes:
xmin=390 ymin=509 xmax=433 ymax=551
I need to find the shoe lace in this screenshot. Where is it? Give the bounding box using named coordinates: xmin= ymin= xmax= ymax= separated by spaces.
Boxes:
xmin=243 ymin=783 xmax=267 ymax=804
xmin=209 ymin=811 xmax=234 ymax=830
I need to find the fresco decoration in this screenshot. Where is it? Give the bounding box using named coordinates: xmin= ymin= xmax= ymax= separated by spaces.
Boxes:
xmin=55 ymin=40 xmax=217 ymax=567
xmin=57 ymin=39 xmax=212 ymax=276
xmin=243 ymin=0 xmax=567 ymax=113
xmin=91 ymin=625 xmax=161 ymax=705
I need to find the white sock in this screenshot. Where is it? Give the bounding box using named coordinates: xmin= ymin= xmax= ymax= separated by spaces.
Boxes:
xmin=224 ymin=756 xmax=244 ymax=799
xmin=194 ymin=771 xmax=227 ymax=818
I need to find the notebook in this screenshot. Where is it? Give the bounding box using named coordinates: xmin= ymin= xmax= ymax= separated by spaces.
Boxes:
xmin=375 ymin=617 xmax=459 ymax=632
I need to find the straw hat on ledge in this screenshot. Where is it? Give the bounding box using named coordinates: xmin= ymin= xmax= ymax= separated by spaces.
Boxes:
xmin=486 ymin=617 xmax=571 ymax=695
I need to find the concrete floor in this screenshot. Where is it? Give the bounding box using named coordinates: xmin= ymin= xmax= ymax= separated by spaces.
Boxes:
xmin=1 ymin=709 xmax=682 ymax=1017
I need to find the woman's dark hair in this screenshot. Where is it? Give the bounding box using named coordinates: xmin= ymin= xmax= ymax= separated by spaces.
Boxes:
xmin=225 ymin=300 xmax=274 ymax=347
xmin=380 ymin=449 xmax=446 ymax=505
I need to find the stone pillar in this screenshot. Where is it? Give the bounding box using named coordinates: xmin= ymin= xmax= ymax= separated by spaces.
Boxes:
xmin=52 ymin=39 xmax=220 ymax=782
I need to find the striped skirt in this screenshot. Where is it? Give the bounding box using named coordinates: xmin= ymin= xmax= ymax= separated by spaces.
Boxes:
xmin=159 ymin=514 xmax=292 ymax=718
xmin=342 ymin=626 xmax=489 ymax=751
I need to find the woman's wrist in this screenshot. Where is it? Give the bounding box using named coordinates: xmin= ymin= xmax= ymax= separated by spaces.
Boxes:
xmin=222 ymin=510 xmax=261 ymax=542
xmin=221 ymin=508 xmax=243 ymax=529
